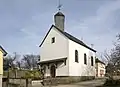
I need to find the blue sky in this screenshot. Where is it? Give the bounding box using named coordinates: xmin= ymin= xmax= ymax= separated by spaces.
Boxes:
xmin=0 ymin=0 xmax=120 ymax=56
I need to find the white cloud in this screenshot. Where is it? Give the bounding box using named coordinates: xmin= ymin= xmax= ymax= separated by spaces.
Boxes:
xmin=83 ymin=0 xmax=120 ymax=33
xmin=66 ymin=0 xmax=120 ymax=55
xmin=20 ymin=10 xmax=55 ymax=39
xmin=20 ymin=27 xmax=38 ymax=39
xmin=1 ymin=0 xmax=120 ymax=55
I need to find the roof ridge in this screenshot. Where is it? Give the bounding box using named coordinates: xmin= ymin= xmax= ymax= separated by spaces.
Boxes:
xmin=62 ymin=32 xmax=96 ymax=52
xmin=64 ymin=32 xmax=85 ymax=44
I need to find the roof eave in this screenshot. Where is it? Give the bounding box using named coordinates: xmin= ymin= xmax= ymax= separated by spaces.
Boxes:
xmin=3 ymin=52 xmax=7 ymax=56
xmin=96 ymin=58 xmax=105 ymax=65
xmin=39 ymin=25 xmax=54 ymax=47
xmin=0 ymin=46 xmax=7 ymax=56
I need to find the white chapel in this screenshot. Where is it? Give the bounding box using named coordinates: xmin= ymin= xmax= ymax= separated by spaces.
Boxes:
xmin=38 ymin=11 xmax=96 ymax=79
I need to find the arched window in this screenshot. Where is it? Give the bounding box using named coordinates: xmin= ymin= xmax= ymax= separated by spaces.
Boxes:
xmin=91 ymin=56 xmax=94 ymax=66
xmin=84 ymin=53 xmax=87 ymax=64
xmin=75 ymin=50 xmax=78 ymax=63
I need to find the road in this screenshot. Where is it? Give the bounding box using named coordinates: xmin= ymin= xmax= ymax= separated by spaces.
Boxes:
xmin=45 ymin=79 xmax=105 ymax=87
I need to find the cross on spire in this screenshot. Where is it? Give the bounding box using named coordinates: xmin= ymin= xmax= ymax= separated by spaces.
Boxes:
xmin=57 ymin=0 xmax=62 ymax=11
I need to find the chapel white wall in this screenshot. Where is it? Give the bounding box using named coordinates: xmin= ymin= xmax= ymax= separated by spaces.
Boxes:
xmin=68 ymin=40 xmax=96 ymax=76
xmin=40 ymin=26 xmax=69 ymax=76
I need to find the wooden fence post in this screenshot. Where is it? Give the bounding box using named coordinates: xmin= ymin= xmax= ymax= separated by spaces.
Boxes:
xmin=26 ymin=79 xmax=28 ymax=87
xmin=26 ymin=79 xmax=32 ymax=87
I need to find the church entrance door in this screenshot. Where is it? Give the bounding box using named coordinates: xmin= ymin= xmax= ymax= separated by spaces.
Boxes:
xmin=50 ymin=65 xmax=56 ymax=78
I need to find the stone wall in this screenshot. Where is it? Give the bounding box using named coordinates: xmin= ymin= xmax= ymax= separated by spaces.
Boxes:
xmin=3 ymin=76 xmax=95 ymax=87
xmin=8 ymin=83 xmax=20 ymax=87
xmin=9 ymin=78 xmax=26 ymax=87
xmin=32 ymin=80 xmax=43 ymax=87
xmin=4 ymin=70 xmax=27 ymax=78
xmin=112 ymin=76 xmax=120 ymax=80
xmin=3 ymin=78 xmax=32 ymax=87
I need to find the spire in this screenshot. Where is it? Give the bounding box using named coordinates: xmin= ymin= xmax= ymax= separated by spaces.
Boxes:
xmin=58 ymin=0 xmax=62 ymax=11
xmin=54 ymin=0 xmax=65 ymax=31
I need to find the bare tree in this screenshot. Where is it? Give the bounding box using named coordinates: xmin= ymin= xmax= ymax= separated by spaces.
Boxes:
xmin=3 ymin=52 xmax=20 ymax=79
xmin=16 ymin=61 xmax=21 ymax=69
xmin=22 ymin=54 xmax=40 ymax=70
xmin=104 ymin=34 xmax=120 ymax=76
xmin=4 ymin=53 xmax=17 ymax=70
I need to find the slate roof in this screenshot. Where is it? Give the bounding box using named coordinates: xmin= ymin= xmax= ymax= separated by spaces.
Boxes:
xmin=54 ymin=12 xmax=65 ymax=17
xmin=95 ymin=58 xmax=105 ymax=65
xmin=0 ymin=46 xmax=7 ymax=56
xmin=39 ymin=25 xmax=96 ymax=52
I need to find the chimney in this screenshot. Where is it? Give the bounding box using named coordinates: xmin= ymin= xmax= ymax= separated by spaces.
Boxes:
xmin=54 ymin=12 xmax=65 ymax=31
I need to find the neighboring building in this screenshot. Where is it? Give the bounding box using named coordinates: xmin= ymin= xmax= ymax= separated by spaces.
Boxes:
xmin=0 ymin=46 xmax=7 ymax=87
xmin=95 ymin=58 xmax=106 ymax=77
xmin=38 ymin=11 xmax=96 ymax=79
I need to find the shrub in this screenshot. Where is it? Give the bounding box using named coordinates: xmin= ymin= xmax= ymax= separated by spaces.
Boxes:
xmin=21 ymin=70 xmax=42 ymax=79
xmin=104 ymin=79 xmax=120 ymax=86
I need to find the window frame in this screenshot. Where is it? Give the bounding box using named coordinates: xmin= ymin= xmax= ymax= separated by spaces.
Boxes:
xmin=91 ymin=56 xmax=94 ymax=66
xmin=51 ymin=37 xmax=55 ymax=43
xmin=84 ymin=53 xmax=87 ymax=65
xmin=75 ymin=50 xmax=79 ymax=63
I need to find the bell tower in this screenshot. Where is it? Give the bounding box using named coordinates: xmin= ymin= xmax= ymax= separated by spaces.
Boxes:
xmin=54 ymin=0 xmax=65 ymax=31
